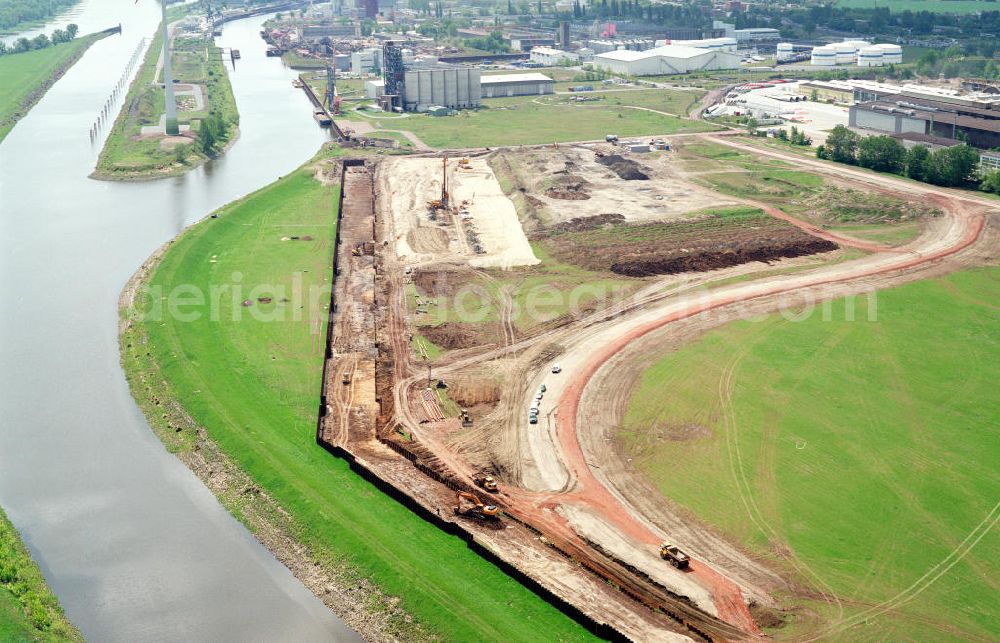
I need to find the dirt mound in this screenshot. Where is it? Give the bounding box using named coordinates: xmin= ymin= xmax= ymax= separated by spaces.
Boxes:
xmin=544 ymin=213 xmax=626 ymax=235
xmin=419 ymin=322 xmax=500 ymax=350
xmin=597 ymin=154 xmax=649 ymax=181
xmin=412 ymin=269 xmax=472 ymax=298
xmin=545 ymin=186 xmax=591 ymax=200
xmin=610 ymin=238 xmax=838 ymax=276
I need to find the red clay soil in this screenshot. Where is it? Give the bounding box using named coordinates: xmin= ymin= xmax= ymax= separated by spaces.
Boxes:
xmin=552 ymin=202 xmax=985 ymax=636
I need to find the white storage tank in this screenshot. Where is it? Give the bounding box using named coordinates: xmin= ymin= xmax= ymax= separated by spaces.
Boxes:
xmin=776 ymin=42 xmax=794 ymax=61
xmin=844 ymin=40 xmax=871 ymax=50
xmin=835 ymin=42 xmax=858 ymax=65
xmin=811 ymin=46 xmax=837 ymax=66
xmin=875 ymin=43 xmax=902 ymax=64
xmin=858 ymin=46 xmax=884 ymax=67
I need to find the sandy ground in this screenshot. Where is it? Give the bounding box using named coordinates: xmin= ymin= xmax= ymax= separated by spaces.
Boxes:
xmin=496 ymin=146 xmax=735 ymax=226
xmin=452 ymin=158 xmax=539 ymax=268
xmin=380 ymin=156 xmax=537 ymax=269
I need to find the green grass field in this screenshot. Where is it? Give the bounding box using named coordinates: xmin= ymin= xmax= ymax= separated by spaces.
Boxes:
xmin=122 ymin=162 xmax=597 ymax=641
xmin=836 ymin=0 xmax=996 ymax=12
xmin=0 ymin=33 xmax=104 ymax=142
xmin=349 ymin=89 xmax=717 ymax=148
xmin=621 ymin=266 xmax=1000 ymax=640
xmin=0 ymin=507 xmax=82 ymax=641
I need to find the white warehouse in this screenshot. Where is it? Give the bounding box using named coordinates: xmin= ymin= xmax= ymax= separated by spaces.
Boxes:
xmin=592 ymin=45 xmax=739 ymax=76
xmin=530 ymin=46 xmax=579 ymax=66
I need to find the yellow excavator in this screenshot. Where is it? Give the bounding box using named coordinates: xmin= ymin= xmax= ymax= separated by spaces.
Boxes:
xmin=453 ymin=491 xmax=499 ymax=519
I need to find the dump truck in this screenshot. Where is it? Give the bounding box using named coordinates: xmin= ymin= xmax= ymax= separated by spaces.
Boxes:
xmin=659 ymin=542 xmax=690 ymax=569
xmin=453 ymin=491 xmax=499 ymax=520
xmin=473 ymin=474 xmax=498 ymax=492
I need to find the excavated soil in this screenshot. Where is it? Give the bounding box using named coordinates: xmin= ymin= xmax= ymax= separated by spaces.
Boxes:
xmin=538 ymin=215 xmax=839 ymax=277
xmin=611 ymin=237 xmax=838 ymax=277
xmin=419 ymin=321 xmax=503 ymax=350
xmin=596 ymin=154 xmax=650 ymax=180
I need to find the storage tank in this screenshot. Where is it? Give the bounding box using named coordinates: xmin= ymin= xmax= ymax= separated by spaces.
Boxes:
xmin=835 ymin=42 xmax=857 ymax=65
xmin=844 ymin=40 xmax=871 ymax=50
xmin=811 ymin=46 xmax=836 ymax=66
xmin=875 ymin=43 xmax=902 ymax=64
xmin=857 ymin=46 xmax=884 ymax=67
xmin=776 ymin=42 xmax=794 ymax=61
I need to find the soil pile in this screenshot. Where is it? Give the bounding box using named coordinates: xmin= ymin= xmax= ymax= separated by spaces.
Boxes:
xmin=597 ymin=155 xmax=650 ymax=181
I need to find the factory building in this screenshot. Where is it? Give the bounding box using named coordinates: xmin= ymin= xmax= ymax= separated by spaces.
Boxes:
xmin=530 ymin=46 xmax=579 ymax=66
xmin=654 ymin=37 xmax=737 ymax=53
xmin=365 ymin=78 xmax=385 ymax=99
xmin=850 ymin=90 xmax=1000 ymax=149
xmin=481 ymin=72 xmax=554 ymax=97
xmin=352 ymin=47 xmax=383 ymax=73
xmin=592 ymin=45 xmax=739 ymax=76
xmin=402 ymin=68 xmax=481 ymax=111
xmin=509 ymin=37 xmax=556 ymax=52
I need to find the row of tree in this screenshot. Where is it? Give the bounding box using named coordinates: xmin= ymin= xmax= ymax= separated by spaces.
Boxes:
xmin=0 ymin=23 xmax=77 ymax=56
xmin=0 ymin=0 xmax=75 ymax=31
xmin=817 ymin=126 xmax=994 ymax=191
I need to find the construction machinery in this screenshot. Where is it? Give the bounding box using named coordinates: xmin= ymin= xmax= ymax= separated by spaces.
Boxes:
xmin=453 ymin=491 xmax=499 ymax=520
xmin=460 ymin=408 xmax=473 ymax=428
xmin=473 ymin=474 xmax=498 ymax=493
xmin=427 ymin=156 xmax=449 ymax=211
xmin=659 ymin=542 xmax=690 ymax=569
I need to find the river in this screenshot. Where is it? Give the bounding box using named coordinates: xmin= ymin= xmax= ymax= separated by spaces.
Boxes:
xmin=0 ymin=2 xmax=356 ymax=640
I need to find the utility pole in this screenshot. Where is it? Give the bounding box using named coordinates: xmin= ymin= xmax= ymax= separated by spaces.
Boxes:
xmin=161 ymin=0 xmax=179 ymax=135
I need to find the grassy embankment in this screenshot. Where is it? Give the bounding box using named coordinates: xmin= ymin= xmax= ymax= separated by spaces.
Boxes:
xmin=345 ymin=88 xmax=719 ymax=148
xmin=622 ymin=266 xmax=1000 ymax=640
xmin=678 ymin=142 xmax=936 ymax=246
xmin=0 ymin=32 xmax=107 ymax=142
xmin=120 ymin=157 xmax=599 ymax=641
xmin=94 ymin=27 xmax=238 ymax=180
xmin=0 ymin=507 xmax=82 ymax=642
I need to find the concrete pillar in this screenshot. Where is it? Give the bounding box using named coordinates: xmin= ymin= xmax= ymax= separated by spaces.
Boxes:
xmin=161 ymin=0 xmax=179 ymax=135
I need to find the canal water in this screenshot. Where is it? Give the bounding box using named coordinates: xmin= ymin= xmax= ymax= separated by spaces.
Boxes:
xmin=0 ymin=2 xmax=356 ymax=640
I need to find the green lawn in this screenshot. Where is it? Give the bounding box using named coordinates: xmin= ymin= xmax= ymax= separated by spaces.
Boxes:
xmin=0 ymin=33 xmax=104 ymax=142
xmin=0 ymin=507 xmax=82 ymax=641
xmin=123 ymin=162 xmax=598 ymax=641
xmin=349 ymin=89 xmax=718 ymax=148
xmin=621 ymin=266 xmax=1000 ymax=640
xmin=95 ymin=30 xmax=238 ymax=179
xmin=836 ymin=0 xmax=996 ymax=12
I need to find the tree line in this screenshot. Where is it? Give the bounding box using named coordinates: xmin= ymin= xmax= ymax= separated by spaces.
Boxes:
xmin=817 ymin=125 xmax=1000 ymax=194
xmin=0 ymin=23 xmax=77 ymax=56
xmin=0 ymin=0 xmax=76 ymax=31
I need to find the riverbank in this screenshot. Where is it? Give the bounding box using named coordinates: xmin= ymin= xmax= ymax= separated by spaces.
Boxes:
xmin=119 ymin=145 xmax=598 ymax=642
xmin=0 ymin=506 xmax=82 ymax=641
xmin=93 ymin=20 xmax=239 ymax=181
xmin=0 ymin=31 xmax=107 ymax=142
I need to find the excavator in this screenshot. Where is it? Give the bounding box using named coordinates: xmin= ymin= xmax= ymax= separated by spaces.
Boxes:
xmin=453 ymin=491 xmax=499 ymax=520
xmin=473 ymin=474 xmax=497 ymax=493
xmin=659 ymin=542 xmax=690 ymax=569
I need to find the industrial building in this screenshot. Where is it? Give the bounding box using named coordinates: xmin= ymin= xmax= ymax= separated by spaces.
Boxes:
xmin=481 ymin=72 xmax=554 ymax=98
xmin=351 ymin=47 xmax=383 ymax=73
xmin=712 ymin=22 xmax=780 ymax=43
xmin=850 ymin=89 xmax=1000 ymax=149
xmin=529 ymin=46 xmax=579 ymax=66
xmin=592 ymin=45 xmax=739 ymax=76
xmin=402 ymin=68 xmax=481 ymax=111
xmin=365 ymin=78 xmax=385 ymax=99
xmin=654 ymin=37 xmax=737 ymax=53
xmin=509 ymin=37 xmax=556 ymax=52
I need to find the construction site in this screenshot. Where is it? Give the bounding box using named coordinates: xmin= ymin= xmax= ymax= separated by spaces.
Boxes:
xmin=315 ymin=135 xmax=994 ymax=641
